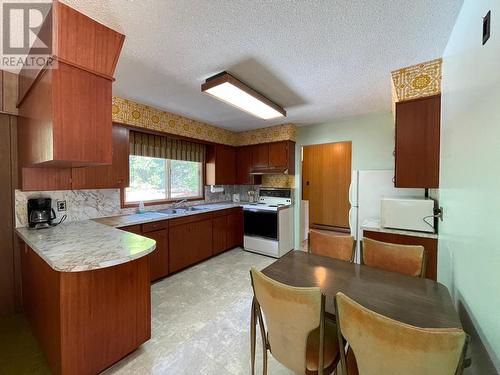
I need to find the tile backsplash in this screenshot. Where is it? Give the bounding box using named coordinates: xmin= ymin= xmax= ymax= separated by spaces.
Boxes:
xmin=14 ymin=185 xmax=260 ymax=228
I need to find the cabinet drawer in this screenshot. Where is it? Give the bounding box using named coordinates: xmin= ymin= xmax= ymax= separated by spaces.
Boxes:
xmin=142 ymin=220 xmax=169 ymax=233
xmin=212 ymin=208 xmax=231 ymax=218
xmin=169 ymin=212 xmax=213 ymax=227
xmin=121 ymin=224 xmax=142 ymax=235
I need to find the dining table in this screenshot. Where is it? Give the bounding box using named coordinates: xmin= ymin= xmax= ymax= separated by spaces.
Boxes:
xmin=262 ymin=250 xmax=462 ymax=329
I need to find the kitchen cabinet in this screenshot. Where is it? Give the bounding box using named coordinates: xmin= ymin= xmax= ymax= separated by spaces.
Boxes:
xmin=17 ymin=1 xmax=124 ymax=169
xmin=250 ymin=141 xmax=295 ymax=174
xmin=122 ymin=221 xmax=169 ymax=282
xmin=169 ymin=213 xmax=213 ymax=273
xmin=363 ymin=230 xmax=437 ymax=280
xmin=206 ymin=144 xmax=236 ymax=185
xmin=395 ymin=94 xmax=440 ymax=188
xmin=211 ymin=207 xmax=243 ymax=255
xmin=1 ymin=70 xmax=18 ymax=115
xmin=227 ymin=208 xmax=244 ymax=249
xmin=251 ymin=143 xmax=269 ymax=168
xmin=142 ymin=223 xmax=169 ymax=282
xmin=212 ymin=214 xmax=228 ymax=255
xmin=236 ymin=146 xmax=262 ymax=185
xmin=71 ymin=126 xmax=130 ymax=189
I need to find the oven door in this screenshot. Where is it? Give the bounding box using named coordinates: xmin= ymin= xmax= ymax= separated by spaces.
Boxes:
xmin=244 ymin=210 xmax=278 ymax=240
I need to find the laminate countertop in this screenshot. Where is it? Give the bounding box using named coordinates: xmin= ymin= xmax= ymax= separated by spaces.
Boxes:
xmin=15 ymin=202 xmax=245 ymax=273
xmin=16 ymin=220 xmax=156 ymax=272
xmin=361 ymin=218 xmax=439 ymax=239
xmin=93 ymin=202 xmax=242 ymax=228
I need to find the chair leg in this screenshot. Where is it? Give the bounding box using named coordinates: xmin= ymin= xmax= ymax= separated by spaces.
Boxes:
xmin=250 ymin=298 xmax=256 ymax=375
xmin=262 ymin=348 xmax=268 ymax=375
xmin=255 ymin=302 xmax=268 ymax=375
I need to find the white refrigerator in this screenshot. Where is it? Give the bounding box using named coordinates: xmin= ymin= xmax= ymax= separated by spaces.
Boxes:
xmin=349 ymin=170 xmax=424 ymax=263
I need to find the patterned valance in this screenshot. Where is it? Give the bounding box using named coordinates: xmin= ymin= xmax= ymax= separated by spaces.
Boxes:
xmin=129 ymin=130 xmax=205 ymax=162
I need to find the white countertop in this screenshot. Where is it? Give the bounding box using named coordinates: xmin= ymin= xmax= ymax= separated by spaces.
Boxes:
xmin=93 ymin=202 xmax=242 ymax=228
xmin=16 ymin=220 xmax=157 ymax=272
xmin=361 ymin=218 xmax=439 ymax=239
xmin=16 ymin=202 xmax=245 ymax=273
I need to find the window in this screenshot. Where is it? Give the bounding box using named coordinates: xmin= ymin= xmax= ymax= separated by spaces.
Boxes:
xmin=125 ymin=155 xmax=203 ymax=204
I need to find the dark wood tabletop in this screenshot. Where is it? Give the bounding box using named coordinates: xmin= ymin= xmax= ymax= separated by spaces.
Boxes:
xmin=262 ymin=251 xmax=461 ymax=329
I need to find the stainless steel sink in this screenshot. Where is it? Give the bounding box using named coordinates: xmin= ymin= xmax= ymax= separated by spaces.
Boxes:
xmin=156 ymin=208 xmax=188 ymax=215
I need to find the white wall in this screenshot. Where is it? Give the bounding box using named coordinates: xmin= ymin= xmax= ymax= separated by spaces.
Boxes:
xmin=439 ymin=0 xmax=500 ymax=372
xmin=293 ymin=112 xmax=395 ymax=247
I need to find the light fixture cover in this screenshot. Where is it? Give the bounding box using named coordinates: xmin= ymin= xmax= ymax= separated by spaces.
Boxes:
xmin=201 ymin=72 xmax=286 ymax=120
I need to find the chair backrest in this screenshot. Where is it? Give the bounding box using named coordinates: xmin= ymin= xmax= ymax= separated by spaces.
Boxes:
xmin=335 ymin=292 xmax=467 ymax=375
xmin=309 ymin=230 xmax=355 ymax=262
xmin=250 ymin=267 xmax=322 ymax=374
xmin=361 ymin=237 xmax=426 ymax=277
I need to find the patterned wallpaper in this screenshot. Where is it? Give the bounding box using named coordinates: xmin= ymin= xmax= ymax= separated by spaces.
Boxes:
xmin=261 ymin=175 xmax=296 ymax=188
xmin=112 ymin=97 xmax=296 ymax=146
xmin=391 ymin=58 xmax=442 ymax=102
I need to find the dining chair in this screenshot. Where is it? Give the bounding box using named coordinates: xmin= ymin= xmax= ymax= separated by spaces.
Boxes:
xmin=309 ymin=229 xmax=355 ymax=262
xmin=361 ymin=237 xmax=426 ymax=277
xmin=335 ymin=292 xmax=469 ymax=375
xmin=249 ymin=267 xmax=340 ymax=375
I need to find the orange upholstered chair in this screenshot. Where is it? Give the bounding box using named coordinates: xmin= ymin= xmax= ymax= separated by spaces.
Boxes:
xmin=250 ymin=267 xmax=340 ymax=375
xmin=335 ymin=292 xmax=469 ymax=375
xmin=361 ymin=237 xmax=426 ymax=278
xmin=309 ymin=230 xmax=355 ymax=262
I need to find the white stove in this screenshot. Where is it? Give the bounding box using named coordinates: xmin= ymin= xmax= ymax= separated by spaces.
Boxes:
xmin=243 ymin=188 xmax=294 ymax=258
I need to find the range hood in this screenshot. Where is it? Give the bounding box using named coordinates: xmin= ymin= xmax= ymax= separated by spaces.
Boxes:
xmin=250 ymin=167 xmax=289 ymax=175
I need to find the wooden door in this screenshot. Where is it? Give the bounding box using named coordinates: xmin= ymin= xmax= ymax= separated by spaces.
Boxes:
xmin=395 ymin=94 xmax=440 ymax=188
xmin=302 ymin=142 xmax=352 ymax=229
xmin=212 ymin=215 xmax=227 ymax=255
xmin=236 ymin=146 xmax=262 ymax=185
xmin=216 ymin=145 xmax=236 ymax=185
xmin=72 ymin=125 xmax=129 ymax=189
xmin=251 ymin=144 xmax=269 ymax=168
xmin=227 ymin=209 xmax=244 ymax=248
xmin=142 ymin=228 xmax=169 ymax=281
xmin=268 ymin=141 xmax=288 ymax=168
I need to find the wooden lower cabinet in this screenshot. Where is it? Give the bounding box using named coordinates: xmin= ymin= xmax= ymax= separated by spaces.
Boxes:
xmin=362 ymin=230 xmax=438 ymax=280
xmin=212 ymin=215 xmax=228 ymax=255
xmin=169 ymin=213 xmax=213 ymax=273
xmin=227 ymin=208 xmax=244 ymax=249
xmin=21 ymin=243 xmax=150 ymax=375
xmin=142 ymin=228 xmax=169 ymax=281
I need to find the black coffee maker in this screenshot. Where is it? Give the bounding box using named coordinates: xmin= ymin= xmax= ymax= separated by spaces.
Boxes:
xmin=28 ymin=198 xmax=56 ymax=229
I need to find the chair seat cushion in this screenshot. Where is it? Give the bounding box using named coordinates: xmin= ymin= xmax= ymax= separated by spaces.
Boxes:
xmin=305 ymin=320 xmax=340 ymax=374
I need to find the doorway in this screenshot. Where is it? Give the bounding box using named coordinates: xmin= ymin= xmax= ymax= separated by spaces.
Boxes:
xmin=302 ymin=141 xmax=352 ymax=231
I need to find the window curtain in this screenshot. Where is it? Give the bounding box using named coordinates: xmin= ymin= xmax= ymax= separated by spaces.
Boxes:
xmin=129 ymin=130 xmax=205 ymax=162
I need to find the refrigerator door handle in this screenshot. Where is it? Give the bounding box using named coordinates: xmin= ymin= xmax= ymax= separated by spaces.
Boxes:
xmin=349 ymin=207 xmax=354 ymax=235
xmin=348 ymin=181 xmax=354 ymax=205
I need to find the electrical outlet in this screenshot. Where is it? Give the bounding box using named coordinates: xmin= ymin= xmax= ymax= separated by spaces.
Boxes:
xmin=57 ymin=200 xmax=67 ymax=212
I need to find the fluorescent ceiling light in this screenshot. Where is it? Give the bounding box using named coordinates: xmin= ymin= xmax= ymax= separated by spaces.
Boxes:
xmin=201 ymin=72 xmax=286 ymax=120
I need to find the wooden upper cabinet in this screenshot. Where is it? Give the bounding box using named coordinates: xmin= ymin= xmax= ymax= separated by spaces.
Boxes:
xmin=395 ymin=94 xmax=440 ymax=188
xmin=236 ymin=146 xmax=262 ymax=185
xmin=53 ymin=1 xmax=125 ymax=78
xmin=17 ymin=1 xmax=124 ymax=169
xmin=1 ymin=71 xmax=18 ymax=115
xmin=72 ymin=126 xmax=129 ymax=189
xmin=206 ymin=144 xmax=236 ymax=185
xmin=251 ymin=144 xmax=269 ymax=168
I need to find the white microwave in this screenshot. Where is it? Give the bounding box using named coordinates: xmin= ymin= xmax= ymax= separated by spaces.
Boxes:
xmin=380 ymin=197 xmax=436 ymax=233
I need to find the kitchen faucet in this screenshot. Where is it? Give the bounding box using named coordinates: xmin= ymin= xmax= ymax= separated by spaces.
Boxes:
xmin=172 ymin=199 xmax=188 ymax=208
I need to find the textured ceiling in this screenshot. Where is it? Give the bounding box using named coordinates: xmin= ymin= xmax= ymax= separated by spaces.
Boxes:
xmin=61 ymin=0 xmax=463 ymax=131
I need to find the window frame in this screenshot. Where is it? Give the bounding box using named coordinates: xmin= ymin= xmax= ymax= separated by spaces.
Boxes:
xmin=121 ymin=156 xmax=205 ymax=208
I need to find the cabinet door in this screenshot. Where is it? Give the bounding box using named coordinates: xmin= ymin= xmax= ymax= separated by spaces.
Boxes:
xmin=2 ymin=71 xmax=18 ymax=115
xmin=216 ymin=145 xmax=236 ymax=185
xmin=236 ymin=146 xmax=262 ymax=185
xmin=71 ymin=126 xmax=129 ymax=189
xmin=252 ymin=144 xmax=269 ymax=168
xmin=268 ymin=141 xmax=288 ymax=168
xmin=395 ymin=95 xmax=440 ymax=188
xmin=212 ymin=215 xmax=227 ymax=255
xmin=169 ymin=218 xmax=213 ymax=273
xmin=21 ymin=168 xmax=72 ymax=191
xmin=143 ymin=228 xmax=169 ymax=281
xmin=227 ymin=209 xmax=244 ymax=249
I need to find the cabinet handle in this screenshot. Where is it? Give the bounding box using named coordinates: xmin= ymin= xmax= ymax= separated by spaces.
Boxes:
xmin=393 ymin=150 xmax=396 ymax=157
